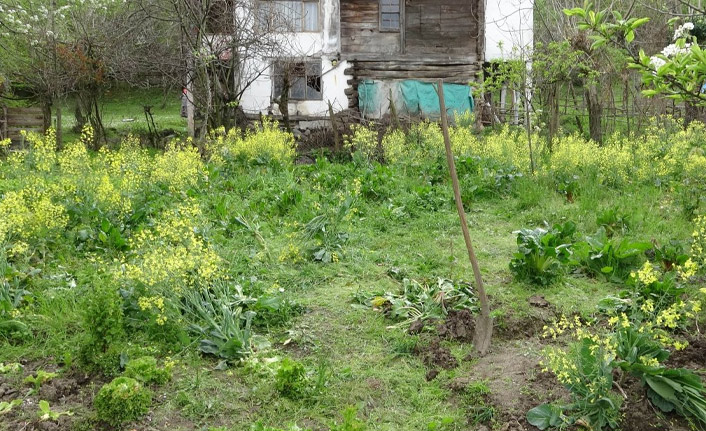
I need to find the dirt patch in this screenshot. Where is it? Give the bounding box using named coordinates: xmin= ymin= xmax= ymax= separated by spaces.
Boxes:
xmin=619 ymin=376 xmax=691 ymax=431
xmin=666 ymin=336 xmax=706 ymax=370
xmin=467 ymin=340 xmax=566 ymax=429
xmin=437 ymin=310 xmax=475 ymax=342
xmin=408 ymin=319 xmax=425 ymax=335
xmin=495 ymin=310 xmax=554 ymax=340
xmin=414 ymin=337 xmax=459 ymax=376
xmin=39 ymin=376 xmax=81 ymax=403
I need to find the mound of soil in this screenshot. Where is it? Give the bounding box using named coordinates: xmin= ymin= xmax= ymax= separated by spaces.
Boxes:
xmin=470 ymin=341 xmax=567 ymax=430
xmin=414 ymin=337 xmax=459 ymax=379
xmin=495 ymin=311 xmax=553 ymax=340
xmin=437 ymin=310 xmax=475 ymax=342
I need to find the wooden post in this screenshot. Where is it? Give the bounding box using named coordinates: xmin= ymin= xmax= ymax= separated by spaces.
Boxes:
xmin=389 ymin=89 xmax=402 ymax=131
xmin=500 ymin=84 xmax=507 ymax=123
xmin=328 ymin=101 xmax=340 ymax=153
xmin=437 ymin=79 xmax=493 ymax=356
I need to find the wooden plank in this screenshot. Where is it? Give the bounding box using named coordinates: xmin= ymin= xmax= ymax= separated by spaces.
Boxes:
xmin=6 ymin=107 xmax=43 ymax=115
xmin=6 ymin=127 xmax=43 ymax=133
xmin=7 ymin=118 xmax=45 ymax=127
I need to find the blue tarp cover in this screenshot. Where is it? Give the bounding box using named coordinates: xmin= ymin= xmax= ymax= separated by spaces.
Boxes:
xmin=358 ymin=80 xmax=474 ymax=117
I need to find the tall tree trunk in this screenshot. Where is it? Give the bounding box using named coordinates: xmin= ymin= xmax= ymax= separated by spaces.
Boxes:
xmin=585 ymin=83 xmax=603 ymax=144
xmin=278 ymin=69 xmax=291 ymax=133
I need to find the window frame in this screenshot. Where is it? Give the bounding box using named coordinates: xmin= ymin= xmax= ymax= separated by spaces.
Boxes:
xmin=272 ymin=58 xmax=324 ymax=102
xmin=257 ymin=0 xmax=321 ymax=33
xmin=379 ymin=0 xmax=401 ymax=33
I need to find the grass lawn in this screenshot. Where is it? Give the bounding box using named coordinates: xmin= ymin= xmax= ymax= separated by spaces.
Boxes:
xmin=57 ymin=87 xmax=187 ymax=143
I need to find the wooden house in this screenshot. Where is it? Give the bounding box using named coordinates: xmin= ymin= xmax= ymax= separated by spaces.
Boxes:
xmin=219 ymin=0 xmax=533 ymax=123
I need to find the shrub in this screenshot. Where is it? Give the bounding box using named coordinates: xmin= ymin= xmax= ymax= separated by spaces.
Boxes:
xmin=208 ymin=120 xmax=296 ymax=166
xmin=123 ymin=356 xmax=172 ymax=385
xmin=94 ymin=377 xmax=151 ymax=426
xmin=345 ymin=124 xmax=379 ymax=162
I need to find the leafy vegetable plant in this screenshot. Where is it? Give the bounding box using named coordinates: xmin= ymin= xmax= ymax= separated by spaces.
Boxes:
xmin=356 ymin=277 xmax=478 ymax=328
xmin=572 ymin=227 xmax=652 ymax=282
xmin=510 ymin=221 xmax=576 ymax=285
xmin=95 ymin=377 xmax=151 ymax=426
xmin=275 ymin=357 xmax=308 ymax=399
xmin=0 ymin=399 xmax=22 ymax=415
xmin=38 ymin=400 xmax=73 ymax=421
xmin=24 ymin=370 xmax=58 ymax=394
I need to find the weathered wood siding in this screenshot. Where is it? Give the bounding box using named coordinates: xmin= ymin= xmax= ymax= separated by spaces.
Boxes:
xmin=0 ymin=107 xmax=46 ymax=142
xmin=340 ymin=0 xmax=483 ymax=108
xmin=341 ymin=0 xmax=401 ymax=55
xmin=341 ymin=0 xmax=481 ymax=58
xmin=405 ymin=0 xmax=480 ymax=56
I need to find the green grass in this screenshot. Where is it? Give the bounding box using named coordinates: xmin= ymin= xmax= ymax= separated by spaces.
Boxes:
xmin=0 ymin=115 xmax=701 ymax=431
xmin=57 ymin=87 xmax=187 ymax=142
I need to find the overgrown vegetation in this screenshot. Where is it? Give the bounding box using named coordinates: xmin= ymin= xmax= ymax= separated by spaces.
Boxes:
xmin=1 ymin=115 xmax=706 ymax=430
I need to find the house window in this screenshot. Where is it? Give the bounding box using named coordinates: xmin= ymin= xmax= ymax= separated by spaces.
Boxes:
xmin=380 ymin=0 xmax=400 ymax=31
xmin=258 ymin=1 xmax=320 ymax=32
xmin=273 ymin=59 xmax=323 ymax=101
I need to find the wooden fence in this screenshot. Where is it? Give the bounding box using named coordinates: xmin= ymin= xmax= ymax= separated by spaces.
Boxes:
xmin=0 ymin=106 xmax=46 ymax=141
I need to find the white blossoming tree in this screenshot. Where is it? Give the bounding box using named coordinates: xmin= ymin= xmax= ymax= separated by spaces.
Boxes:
xmin=565 ymin=4 xmax=706 ymax=109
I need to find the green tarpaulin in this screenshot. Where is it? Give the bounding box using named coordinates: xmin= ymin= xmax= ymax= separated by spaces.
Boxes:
xmin=358 ymin=80 xmax=474 ymax=118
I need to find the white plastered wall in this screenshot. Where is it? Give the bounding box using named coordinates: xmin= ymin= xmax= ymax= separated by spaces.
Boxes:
xmin=239 ymin=0 xmax=351 ymax=117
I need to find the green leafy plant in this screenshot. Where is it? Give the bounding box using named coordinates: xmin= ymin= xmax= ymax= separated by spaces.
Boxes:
xmin=24 ymin=370 xmax=58 ymax=394
xmin=275 ymin=357 xmax=308 ymax=399
xmin=304 ymin=195 xmax=354 ymax=263
xmin=123 ymin=356 xmax=172 ymax=385
xmin=97 ymin=219 xmax=128 ymax=251
xmin=0 ymin=254 xmax=31 ymax=339
xmin=510 ymin=221 xmax=576 ymax=285
xmin=38 ymin=400 xmax=73 ymax=421
xmin=530 ymin=338 xmax=621 ymax=430
xmin=572 ymin=227 xmax=652 ymax=282
xmin=652 ymin=240 xmax=689 ymax=272
xmin=535 ymin=316 xmax=706 ymax=430
xmin=330 ymin=406 xmax=366 ymax=431
xmin=526 ymin=404 xmax=566 ymax=430
xmin=356 ymin=277 xmax=478 ymax=327
xmin=80 ymin=282 xmax=126 ymax=375
xmin=614 ymin=327 xmax=706 ymax=425
xmin=94 ymin=377 xmax=151 ymax=426
xmin=0 ymin=399 xmax=22 ymax=415
xmin=0 ymin=362 xmax=22 ymax=374
xmin=180 ymin=282 xmax=270 ymax=362
xmin=596 ymin=207 xmax=629 ymax=237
